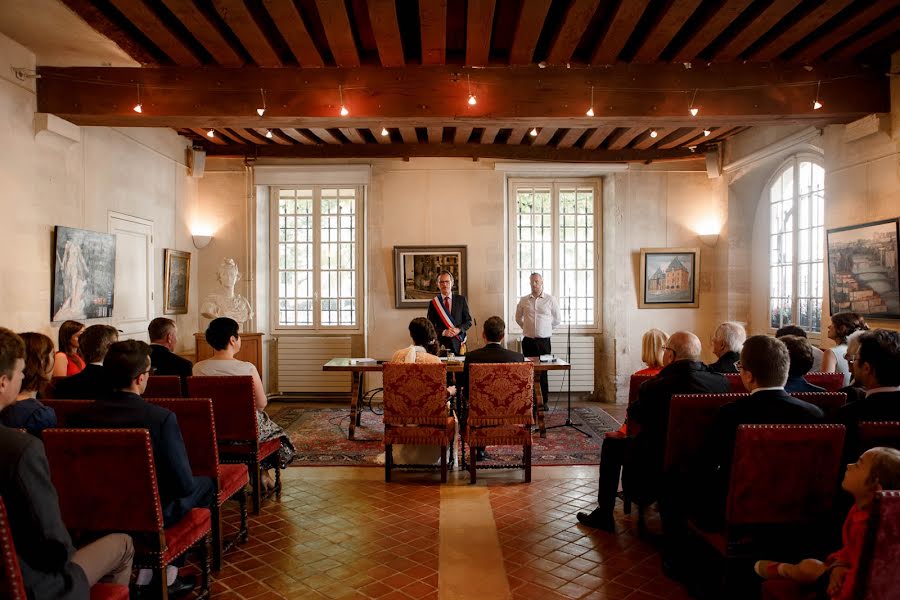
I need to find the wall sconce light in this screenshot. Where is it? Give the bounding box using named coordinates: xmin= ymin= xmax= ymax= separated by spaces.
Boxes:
xmin=192 ymin=235 xmax=213 ymax=249
xmin=698 ymin=233 xmax=719 ymax=247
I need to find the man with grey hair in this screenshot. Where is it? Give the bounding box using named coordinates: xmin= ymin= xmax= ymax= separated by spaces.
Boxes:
xmin=577 ymin=331 xmax=729 ymax=533
xmin=708 ymin=321 xmax=747 ymax=373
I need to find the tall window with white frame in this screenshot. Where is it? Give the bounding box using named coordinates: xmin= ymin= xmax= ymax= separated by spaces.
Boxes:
xmin=510 ymin=179 xmax=599 ymax=328
xmin=274 ymin=186 xmax=360 ymax=330
xmin=768 ymin=158 xmax=825 ymax=333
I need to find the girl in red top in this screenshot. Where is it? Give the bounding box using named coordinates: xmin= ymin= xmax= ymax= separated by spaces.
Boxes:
xmin=51 ymin=320 xmax=85 ymax=377
xmin=754 ymin=447 xmax=900 ymax=599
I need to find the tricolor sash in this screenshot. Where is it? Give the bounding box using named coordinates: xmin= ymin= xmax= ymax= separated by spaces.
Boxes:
xmin=432 ymin=296 xmax=466 ymax=343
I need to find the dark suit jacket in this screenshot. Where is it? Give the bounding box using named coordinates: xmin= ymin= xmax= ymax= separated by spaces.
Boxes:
xmin=835 ymin=390 xmax=900 ymax=459
xmin=70 ymin=391 xmax=197 ymax=513
xmin=0 ymin=426 xmax=89 ymax=599
xmin=426 ymin=294 xmax=473 ymax=354
xmin=459 ymin=342 xmax=526 ymax=394
xmin=150 ymin=344 xmax=193 ymax=379
xmin=707 ymin=351 xmax=740 ymax=374
xmin=52 ymin=363 xmax=111 ymax=400
xmin=784 ymin=376 xmax=826 ymax=394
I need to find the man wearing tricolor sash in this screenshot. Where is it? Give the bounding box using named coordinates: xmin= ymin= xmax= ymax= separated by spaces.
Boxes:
xmin=426 ymin=270 xmax=473 ymax=356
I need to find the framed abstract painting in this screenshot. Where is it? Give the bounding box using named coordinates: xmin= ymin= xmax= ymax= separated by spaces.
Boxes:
xmin=51 ymin=226 xmax=116 ymax=321
xmin=639 ymin=247 xmax=700 ymax=309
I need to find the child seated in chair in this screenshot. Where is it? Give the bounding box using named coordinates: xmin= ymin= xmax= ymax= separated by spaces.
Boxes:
xmin=754 ymin=446 xmax=900 ymax=599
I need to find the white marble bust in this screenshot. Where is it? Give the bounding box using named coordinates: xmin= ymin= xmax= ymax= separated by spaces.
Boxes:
xmin=201 ymin=258 xmax=254 ymax=325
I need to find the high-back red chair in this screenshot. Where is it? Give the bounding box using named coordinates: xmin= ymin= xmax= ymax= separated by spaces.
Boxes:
xmin=42 ymin=429 xmax=212 ymax=600
xmin=664 ymin=393 xmax=743 ymax=471
xmin=148 ymin=398 xmax=249 ymax=571
xmin=857 ymin=421 xmax=900 ymax=453
xmin=724 ymin=373 xmax=746 ymax=393
xmin=628 ymin=374 xmax=653 ymax=406
xmin=792 ymin=391 xmax=847 ymax=418
xmin=381 ymin=363 xmax=455 ymax=483
xmin=463 ymin=362 xmax=534 ymax=484
xmin=144 ymin=376 xmax=183 ymax=398
xmin=42 ymin=399 xmax=92 ymax=427
xmin=803 ymin=372 xmax=845 ymax=392
xmin=43 ymin=376 xmax=67 ymax=399
xmin=186 ymin=375 xmax=280 ymax=514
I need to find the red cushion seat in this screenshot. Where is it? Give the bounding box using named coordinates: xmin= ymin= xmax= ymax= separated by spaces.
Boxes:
xmin=221 ymin=438 xmax=280 ymax=461
xmin=217 ymin=464 xmax=249 ymax=504
xmin=143 ymin=508 xmax=212 ymax=565
xmin=90 ymin=583 xmax=130 ymax=600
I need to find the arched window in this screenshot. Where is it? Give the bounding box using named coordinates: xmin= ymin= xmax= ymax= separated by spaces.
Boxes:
xmin=768 ymin=157 xmax=825 ymax=333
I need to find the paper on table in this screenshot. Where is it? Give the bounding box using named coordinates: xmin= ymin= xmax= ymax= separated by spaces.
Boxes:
xmin=539 ymin=354 xmax=556 ymax=362
xmin=349 ymin=358 xmax=377 ymax=364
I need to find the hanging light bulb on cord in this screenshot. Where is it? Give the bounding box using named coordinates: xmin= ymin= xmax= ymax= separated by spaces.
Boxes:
xmin=530 ymin=127 xmax=538 ymax=137
xmin=133 ymin=83 xmax=142 ymax=113
xmin=207 ymin=130 xmax=215 ymax=138
xmin=586 ymin=85 xmax=595 ymax=117
xmin=813 ymin=81 xmax=823 ymax=110
xmin=688 ymin=89 xmax=698 ymax=117
xmin=650 ymin=130 xmax=658 ymax=138
xmin=265 ymin=130 xmax=273 ymax=138
xmin=467 ymin=74 xmax=476 ymax=106
xmin=703 ymin=129 xmax=711 ymax=136
xmin=257 ymin=88 xmax=266 ymax=117
xmin=339 ymin=85 xmax=349 ymax=116
xmin=381 ymin=127 xmax=389 ymax=137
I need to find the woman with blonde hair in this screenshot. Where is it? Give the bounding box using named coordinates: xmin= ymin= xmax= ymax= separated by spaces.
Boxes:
xmin=635 ymin=329 xmax=669 ymax=376
xmin=1 ymin=332 xmax=57 ymax=436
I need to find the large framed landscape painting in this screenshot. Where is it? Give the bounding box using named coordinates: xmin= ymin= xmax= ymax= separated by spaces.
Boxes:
xmin=163 ymin=248 xmax=191 ymax=315
xmin=51 ymin=226 xmax=116 ymax=321
xmin=394 ymin=245 xmax=467 ymax=308
xmin=639 ymin=247 xmax=700 ymax=309
xmin=827 ymin=218 xmax=899 ymax=319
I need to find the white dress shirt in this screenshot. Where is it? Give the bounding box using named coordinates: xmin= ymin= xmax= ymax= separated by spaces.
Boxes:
xmin=515 ymin=292 xmax=561 ymax=339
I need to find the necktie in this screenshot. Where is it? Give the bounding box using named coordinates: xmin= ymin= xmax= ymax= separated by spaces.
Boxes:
xmin=444 ymin=296 xmax=451 ymax=314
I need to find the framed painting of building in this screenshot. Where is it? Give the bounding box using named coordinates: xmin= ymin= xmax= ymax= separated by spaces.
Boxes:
xmin=826 ymin=218 xmax=899 ymax=319
xmin=639 ymin=247 xmax=700 ymax=308
xmin=163 ymin=248 xmax=191 ymax=315
xmin=394 ymin=245 xmax=467 ymax=308
xmin=51 ymin=226 xmax=116 ymax=321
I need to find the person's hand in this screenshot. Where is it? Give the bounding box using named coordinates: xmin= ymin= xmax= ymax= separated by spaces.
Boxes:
xmin=827 ymin=566 xmax=848 ymax=597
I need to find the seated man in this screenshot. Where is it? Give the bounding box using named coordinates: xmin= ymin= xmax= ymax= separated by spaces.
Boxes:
xmin=148 ymin=317 xmax=193 ymax=381
xmin=0 ymin=327 xmax=134 ymax=598
xmin=577 ymin=331 xmax=730 ymax=532
xmin=707 ymin=321 xmax=746 ymax=374
xmin=776 ymin=325 xmax=824 ymax=372
xmin=52 ymin=324 xmax=118 ymax=400
xmin=459 ymin=316 xmax=525 ymax=460
xmin=781 ymin=335 xmax=826 ymax=393
xmin=71 ymin=340 xmax=213 ymax=595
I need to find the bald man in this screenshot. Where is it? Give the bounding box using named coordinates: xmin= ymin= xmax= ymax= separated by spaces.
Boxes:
xmin=577 ymin=331 xmax=729 ymax=534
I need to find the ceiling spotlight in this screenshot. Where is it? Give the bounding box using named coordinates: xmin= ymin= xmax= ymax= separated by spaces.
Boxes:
xmin=530 ymin=128 xmax=538 ymax=137
xmin=257 ymin=88 xmax=266 ymax=117
xmin=257 ymin=107 xmax=266 ymax=117
xmin=467 ymin=74 xmax=477 ymax=106
xmin=650 ymin=130 xmax=658 ymax=138
xmin=813 ymin=80 xmax=822 ymax=110
xmin=381 ymin=127 xmax=389 ymax=137
xmin=689 ymin=107 xmax=699 ymax=117
xmin=703 ymin=129 xmax=711 ymax=136
xmin=265 ymin=129 xmax=273 ymax=138
xmin=206 ymin=130 xmax=215 ymax=138
xmin=586 ymin=85 xmax=595 ymax=117
xmin=688 ymin=90 xmax=698 ymax=117
xmin=133 ymin=83 xmax=142 ymax=113
xmin=813 ymin=100 xmax=823 ymax=110
xmin=339 ymin=85 xmax=349 ymax=116
xmin=340 ymin=105 xmax=350 ymax=116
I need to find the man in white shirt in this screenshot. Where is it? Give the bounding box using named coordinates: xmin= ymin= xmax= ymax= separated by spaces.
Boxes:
xmin=515 ymin=273 xmax=560 ymax=408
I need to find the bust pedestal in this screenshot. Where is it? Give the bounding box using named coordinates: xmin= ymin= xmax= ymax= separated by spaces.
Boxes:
xmin=194 ymin=332 xmax=263 ymax=378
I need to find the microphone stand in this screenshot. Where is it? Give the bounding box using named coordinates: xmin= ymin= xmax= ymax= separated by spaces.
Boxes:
xmin=545 ymin=297 xmax=591 ymax=438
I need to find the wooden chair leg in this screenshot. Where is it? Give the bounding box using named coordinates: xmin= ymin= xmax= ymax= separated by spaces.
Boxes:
xmin=469 ymin=448 xmax=477 ymax=484
xmin=198 ymin=533 xmax=212 ymax=600
xmin=237 ymin=487 xmax=249 ymax=543
xmin=211 ymin=504 xmax=223 ymax=572
xmin=250 ymin=462 xmax=262 ymax=515
xmin=385 ymin=444 xmax=392 ymax=482
xmin=155 ymin=566 xmax=169 ymax=600
xmin=524 ymin=445 xmax=531 ymax=483
xmin=440 ymin=445 xmax=447 ymax=483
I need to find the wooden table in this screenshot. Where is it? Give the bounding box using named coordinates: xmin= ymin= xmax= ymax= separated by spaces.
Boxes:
xmin=322 ymin=357 xmax=571 ymax=440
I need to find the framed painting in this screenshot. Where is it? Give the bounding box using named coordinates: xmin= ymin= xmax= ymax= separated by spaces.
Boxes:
xmin=163 ymin=249 xmax=191 ymax=315
xmin=639 ymin=247 xmax=700 ymax=309
xmin=52 ymin=226 xmax=116 ymax=322
xmin=394 ymin=245 xmax=467 ymax=309
xmin=826 ymin=218 xmax=899 ymax=319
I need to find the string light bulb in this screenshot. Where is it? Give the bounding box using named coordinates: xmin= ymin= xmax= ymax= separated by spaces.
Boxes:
xmin=467 ymin=74 xmax=476 ymax=106
xmin=703 ymin=129 xmax=711 ymax=137
xmin=265 ymin=129 xmax=273 ymax=138
xmin=257 ymin=88 xmax=266 ymax=117
xmin=133 ymin=83 xmax=142 ymax=113
xmin=381 ymin=127 xmax=389 ymax=137
xmin=586 ymin=85 xmax=595 ymax=117
xmin=339 ymin=85 xmax=349 ymax=116
xmin=688 ymin=89 xmax=698 ymax=117
xmin=813 ymin=81 xmax=823 ymax=110
xmin=650 ymin=130 xmax=658 ymax=138
xmin=530 ymin=127 xmax=538 ymax=137
xmin=206 ymin=130 xmax=215 ymax=138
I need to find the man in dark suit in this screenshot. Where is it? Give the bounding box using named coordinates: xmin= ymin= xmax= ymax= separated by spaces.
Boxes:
xmin=71 ymin=339 xmax=213 ymax=595
xmin=459 ymin=316 xmax=525 ymax=460
xmin=149 ymin=317 xmax=193 ymax=378
xmin=52 ymin=324 xmax=118 ymax=399
xmin=707 ymin=321 xmax=745 ymax=373
xmin=426 ymin=270 xmax=473 ymax=356
xmin=781 ymin=335 xmax=826 ymax=393
xmin=0 ymin=327 xmax=133 ymax=598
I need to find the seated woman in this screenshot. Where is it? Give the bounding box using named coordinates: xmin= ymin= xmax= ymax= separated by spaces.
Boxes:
xmin=1 ymin=332 xmax=57 ymax=436
xmin=635 ymin=328 xmax=668 ymax=376
xmin=823 ymin=312 xmax=869 ymax=386
xmin=193 ymin=317 xmax=295 ymax=490
xmin=51 ymin=320 xmax=85 ymax=377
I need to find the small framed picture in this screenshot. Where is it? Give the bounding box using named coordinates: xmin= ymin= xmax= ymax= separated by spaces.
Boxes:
xmin=826 ymin=218 xmax=899 ymax=319
xmin=393 ymin=245 xmax=467 ymax=309
xmin=639 ymin=247 xmax=700 ymax=309
xmin=163 ymin=249 xmax=191 ymax=315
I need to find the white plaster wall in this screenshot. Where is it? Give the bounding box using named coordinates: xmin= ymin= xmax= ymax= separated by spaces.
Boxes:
xmin=0 ymin=32 xmax=199 ymax=351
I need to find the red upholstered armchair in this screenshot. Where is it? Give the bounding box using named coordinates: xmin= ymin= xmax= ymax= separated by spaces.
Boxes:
xmin=186 ymin=375 xmax=280 ymax=515
xmin=725 ymin=373 xmax=747 ymax=393
xmin=42 ymin=399 xmax=92 ymax=427
xmin=381 ymin=363 xmax=455 ymax=483
xmin=42 ymin=429 xmax=212 ymax=600
xmin=144 ymin=376 xmax=183 ymax=398
xmin=148 ymin=398 xmax=249 ymax=572
xmin=462 ymin=362 xmax=534 ymax=484
xmin=857 ymin=421 xmax=900 ymax=454
xmin=803 ymin=372 xmax=845 ymax=392
xmin=664 ymin=393 xmax=742 ymax=472
xmin=792 ymin=391 xmax=847 ymax=418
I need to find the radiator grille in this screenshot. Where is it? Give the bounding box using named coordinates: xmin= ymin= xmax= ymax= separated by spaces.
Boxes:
xmin=276 ymin=336 xmax=352 ymax=393
xmin=515 ymin=334 xmax=595 ymax=393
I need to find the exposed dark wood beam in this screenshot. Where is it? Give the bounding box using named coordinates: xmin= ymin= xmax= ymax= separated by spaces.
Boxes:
xmin=581 ymin=126 xmax=616 ymax=149
xmin=367 ymin=0 xmax=405 ymax=67
xmin=203 ymin=142 xmax=695 ymax=162
xmin=427 ymin=126 xmax=443 ymax=144
xmin=466 ymin=0 xmax=496 ymax=66
xmin=480 ymin=126 xmax=499 ymax=144
xmin=307 ymin=128 xmax=344 ymax=144
xmin=632 ymin=129 xmax=667 ymax=150
xmin=632 ymin=0 xmax=703 ymax=63
xmin=509 ymin=0 xmax=553 ymax=65
xmin=532 ymin=127 xmax=556 ymax=146
xmin=189 ymin=127 xmax=225 ymax=144
xmin=656 ymin=127 xmax=706 ymax=149
xmin=607 ymin=127 xmax=645 ymax=150
xmin=507 ymin=127 xmax=528 ymax=145
xmin=339 ymin=128 xmax=366 ymax=144
xmin=398 ymin=127 xmax=418 ymax=144
xmin=749 ymin=0 xmax=855 ymax=62
xmin=161 ymin=0 xmax=243 ymax=66
xmin=454 ymin=126 xmax=473 ymax=144
xmin=215 ymin=128 xmax=244 ymax=143
xmin=37 ymin=65 xmax=888 ymax=127
xmin=242 ymin=128 xmax=275 ymax=143
xmin=107 ymin=0 xmax=201 ymax=65
xmin=699 ymin=126 xmax=738 ymax=143
xmin=793 ymin=2 xmax=900 ymax=62
xmin=420 ymin=0 xmax=447 ymax=65
xmin=712 ymin=0 xmax=797 ymax=61
xmin=60 ymin=0 xmax=161 ymax=65
xmin=546 ymin=0 xmax=602 ymax=64
xmin=372 ymin=127 xmax=392 ymax=143
xmin=211 ymin=0 xmax=281 ymax=67
xmin=591 ymin=0 xmax=650 ymax=64
xmin=829 ymin=16 xmax=900 ymax=61
xmin=315 ymin=0 xmax=360 ymax=67
xmin=262 ymin=0 xmax=325 ymax=67
xmin=279 ymin=128 xmax=316 ymax=144
xmin=556 ymin=128 xmax=587 ymax=148
xmin=673 ymin=0 xmax=754 ymax=62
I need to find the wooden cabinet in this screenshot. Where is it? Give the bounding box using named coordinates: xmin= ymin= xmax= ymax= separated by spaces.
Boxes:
xmin=194 ymin=332 xmax=263 ymax=378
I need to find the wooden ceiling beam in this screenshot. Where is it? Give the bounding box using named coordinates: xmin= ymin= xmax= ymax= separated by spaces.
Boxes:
xmin=793 ymin=2 xmax=900 ymax=63
xmin=712 ymin=0 xmax=798 ymax=61
xmin=307 ymin=128 xmax=344 ymax=144
xmin=189 ymin=128 xmax=225 ymax=144
xmin=672 ymin=0 xmax=754 ymax=62
xmin=466 ymin=0 xmax=496 ymax=66
xmin=546 ymin=0 xmax=602 ymax=64
xmin=591 ymin=0 xmax=650 ymax=64
xmin=372 ymin=128 xmax=392 ymax=143
xmin=749 ymin=0 xmax=855 ymax=62
xmin=632 ymin=0 xmax=704 ymax=63
xmin=454 ymin=126 xmax=474 ymax=144
xmin=160 ymin=0 xmax=243 ymax=66
xmin=367 ymin=0 xmax=405 ymax=67
xmin=631 ymin=128 xmax=666 ymax=150
xmin=581 ymin=126 xmax=616 ymax=149
xmin=278 ymin=128 xmax=316 ymax=144
xmin=829 ymin=17 xmax=900 ymax=61
xmin=656 ymin=127 xmax=706 ymax=149
xmin=37 ymin=65 xmax=888 ymax=127
xmin=243 ymin=128 xmax=275 ymax=143
xmin=106 ymin=0 xmax=201 ymax=66
xmin=427 ymin=127 xmax=444 ymax=144
xmin=211 ymin=0 xmax=282 ymax=67
xmin=607 ymin=127 xmax=645 ymax=150
xmin=480 ymin=127 xmax=500 ymax=144
xmin=261 ymin=0 xmax=325 ymax=67
xmin=509 ymin=0 xmax=553 ymax=65
xmin=556 ymin=128 xmax=587 ymax=148
xmin=339 ymin=128 xmax=366 ymax=144
xmin=315 ymin=0 xmax=360 ymax=67
xmin=398 ymin=127 xmax=418 ymax=144
xmin=420 ymin=0 xmax=447 ymax=65
xmin=507 ymin=127 xmax=529 ymax=145
xmin=59 ymin=0 xmax=161 ymax=65
xmin=532 ymin=127 xmax=557 ymax=146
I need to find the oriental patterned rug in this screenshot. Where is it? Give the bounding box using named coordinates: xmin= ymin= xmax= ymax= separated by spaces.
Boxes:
xmin=271 ymin=405 xmax=619 ymax=467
